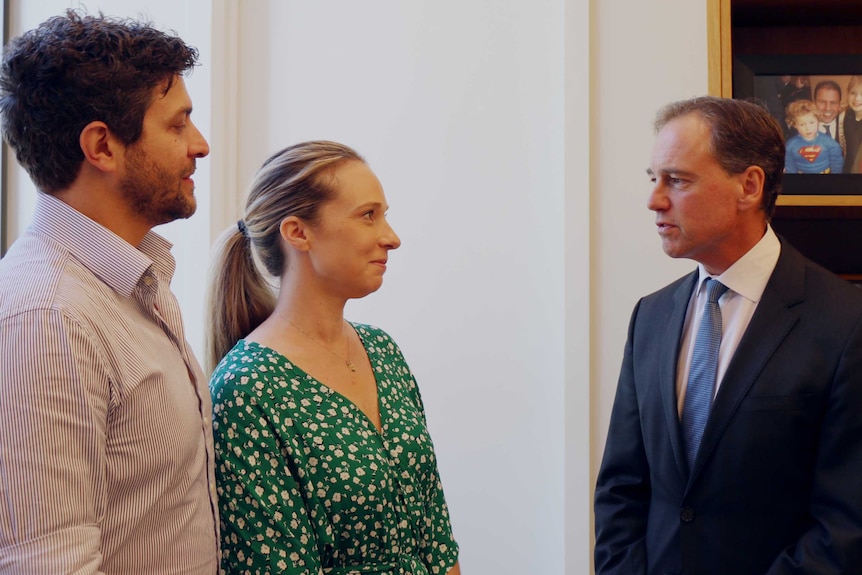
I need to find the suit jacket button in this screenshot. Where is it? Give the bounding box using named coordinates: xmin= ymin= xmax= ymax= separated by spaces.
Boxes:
xmin=680 ymin=507 xmax=695 ymax=522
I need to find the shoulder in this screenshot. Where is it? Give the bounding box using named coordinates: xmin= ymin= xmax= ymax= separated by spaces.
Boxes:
xmin=351 ymin=321 xmax=418 ymax=379
xmin=640 ymin=272 xmax=695 ymax=306
xmin=825 ymin=135 xmax=842 ymax=150
xmin=0 ymin=231 xmax=69 ymax=318
xmin=351 ymin=322 xmax=403 ymax=354
xmin=351 ymin=322 xmax=391 ymax=341
xmin=816 ymin=132 xmax=839 ymax=145
xmin=0 ymin=232 xmax=118 ymax=340
xmin=210 ymin=340 xmax=279 ymax=398
xmin=774 ymin=241 xmax=862 ymax=318
xmin=803 ymin=259 xmax=862 ymax=307
xmin=623 ymin=273 xmax=696 ymax=329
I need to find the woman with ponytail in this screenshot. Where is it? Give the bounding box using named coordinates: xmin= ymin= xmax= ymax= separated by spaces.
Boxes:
xmin=206 ymin=141 xmax=461 ymax=575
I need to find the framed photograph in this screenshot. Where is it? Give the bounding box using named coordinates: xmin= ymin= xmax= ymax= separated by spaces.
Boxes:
xmin=733 ymin=54 xmax=862 ymax=207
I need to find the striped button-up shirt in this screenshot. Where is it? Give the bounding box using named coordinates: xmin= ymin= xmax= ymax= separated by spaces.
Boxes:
xmin=0 ymin=193 xmax=218 ymax=574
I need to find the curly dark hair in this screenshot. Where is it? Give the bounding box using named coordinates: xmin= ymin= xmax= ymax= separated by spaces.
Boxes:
xmin=0 ymin=10 xmax=200 ymax=193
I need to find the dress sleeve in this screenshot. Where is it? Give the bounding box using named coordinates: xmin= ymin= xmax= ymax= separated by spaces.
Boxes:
xmin=212 ymin=378 xmax=322 ymax=575
xmin=416 ymin=451 xmax=460 ymax=575
xmin=0 ymin=310 xmax=108 ymax=574
xmin=386 ymin=335 xmax=460 ymax=574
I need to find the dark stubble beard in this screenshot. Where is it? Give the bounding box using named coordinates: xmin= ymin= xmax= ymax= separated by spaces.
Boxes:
xmin=120 ymin=144 xmax=196 ymax=227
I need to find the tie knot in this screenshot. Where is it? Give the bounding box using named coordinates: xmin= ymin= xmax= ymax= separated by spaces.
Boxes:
xmin=704 ymin=278 xmax=728 ymax=303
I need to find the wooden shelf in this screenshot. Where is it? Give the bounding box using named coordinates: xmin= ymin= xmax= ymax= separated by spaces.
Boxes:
xmin=709 ymin=0 xmax=862 ymax=95
xmin=733 ymin=0 xmax=862 ymax=27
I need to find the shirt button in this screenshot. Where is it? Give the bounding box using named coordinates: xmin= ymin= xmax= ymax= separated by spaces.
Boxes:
xmin=680 ymin=507 xmax=695 ymax=522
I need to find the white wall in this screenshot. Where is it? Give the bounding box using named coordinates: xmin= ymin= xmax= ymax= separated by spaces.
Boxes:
xmin=591 ymin=0 xmax=710 ymax=509
xmin=1 ymin=1 xmax=714 ymax=573
xmin=228 ymin=2 xmax=567 ymax=573
xmin=564 ymin=0 xmax=592 ymax=571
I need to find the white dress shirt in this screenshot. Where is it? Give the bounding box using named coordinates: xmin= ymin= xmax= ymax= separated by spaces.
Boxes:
xmin=676 ymin=226 xmax=781 ymax=416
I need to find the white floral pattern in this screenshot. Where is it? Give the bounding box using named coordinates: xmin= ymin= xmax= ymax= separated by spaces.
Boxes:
xmin=211 ymin=324 xmax=459 ymax=575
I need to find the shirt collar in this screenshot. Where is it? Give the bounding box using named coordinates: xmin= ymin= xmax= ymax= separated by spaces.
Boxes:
xmin=696 ymin=224 xmax=781 ymax=304
xmin=29 ymin=193 xmax=176 ymax=298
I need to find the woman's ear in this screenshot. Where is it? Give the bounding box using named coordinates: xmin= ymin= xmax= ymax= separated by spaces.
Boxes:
xmin=280 ymin=216 xmax=311 ymax=252
xmin=79 ymin=121 xmax=122 ymax=173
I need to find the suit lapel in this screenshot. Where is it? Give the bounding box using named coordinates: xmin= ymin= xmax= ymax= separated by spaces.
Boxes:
xmin=660 ymin=272 xmax=698 ymax=480
xmin=687 ymin=242 xmax=806 ymax=485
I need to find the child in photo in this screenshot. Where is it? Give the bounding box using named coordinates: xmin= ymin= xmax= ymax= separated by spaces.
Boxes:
xmin=785 ymin=99 xmax=843 ymax=174
xmin=843 ymin=75 xmax=862 ymax=173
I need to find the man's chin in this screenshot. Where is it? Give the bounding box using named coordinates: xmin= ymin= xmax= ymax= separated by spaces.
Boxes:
xmin=152 ymin=202 xmax=197 ymax=226
xmin=173 ymin=204 xmax=197 ymax=221
xmin=176 ymin=193 xmax=198 ymax=218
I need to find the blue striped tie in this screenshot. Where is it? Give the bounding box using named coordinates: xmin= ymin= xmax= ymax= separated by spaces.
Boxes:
xmin=682 ymin=278 xmax=729 ymax=470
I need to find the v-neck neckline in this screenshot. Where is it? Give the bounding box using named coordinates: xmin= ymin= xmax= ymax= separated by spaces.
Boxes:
xmin=240 ymin=325 xmax=386 ymax=436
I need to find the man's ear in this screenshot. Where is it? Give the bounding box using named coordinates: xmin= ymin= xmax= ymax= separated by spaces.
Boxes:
xmin=279 ymin=216 xmax=311 ymax=252
xmin=739 ymin=165 xmax=766 ymax=211
xmin=79 ymin=121 xmax=121 ymax=173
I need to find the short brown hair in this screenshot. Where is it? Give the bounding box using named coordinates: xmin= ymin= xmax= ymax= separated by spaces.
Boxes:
xmin=655 ymin=96 xmax=785 ymax=219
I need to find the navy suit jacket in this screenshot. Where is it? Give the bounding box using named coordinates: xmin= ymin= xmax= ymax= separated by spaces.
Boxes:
xmin=595 ymin=240 xmax=862 ymax=574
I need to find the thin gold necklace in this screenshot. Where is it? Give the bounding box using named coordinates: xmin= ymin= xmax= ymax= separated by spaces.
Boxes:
xmin=288 ymin=320 xmax=357 ymax=372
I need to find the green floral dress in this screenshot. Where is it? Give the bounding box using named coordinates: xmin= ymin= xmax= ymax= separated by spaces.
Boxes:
xmin=210 ymin=323 xmax=459 ymax=575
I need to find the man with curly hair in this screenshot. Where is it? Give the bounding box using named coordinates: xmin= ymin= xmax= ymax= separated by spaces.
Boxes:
xmin=0 ymin=11 xmax=217 ymax=573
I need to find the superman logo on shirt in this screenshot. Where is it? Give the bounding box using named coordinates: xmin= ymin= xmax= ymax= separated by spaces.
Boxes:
xmin=797 ymin=145 xmax=822 ymax=163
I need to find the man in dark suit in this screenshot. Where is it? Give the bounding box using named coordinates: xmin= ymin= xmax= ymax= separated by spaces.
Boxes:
xmin=814 ymin=80 xmax=845 ymax=156
xmin=594 ymin=96 xmax=862 ymax=575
